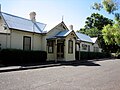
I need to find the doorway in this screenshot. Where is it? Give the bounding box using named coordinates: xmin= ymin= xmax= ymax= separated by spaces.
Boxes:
xmin=57 ymin=40 xmax=64 ymax=59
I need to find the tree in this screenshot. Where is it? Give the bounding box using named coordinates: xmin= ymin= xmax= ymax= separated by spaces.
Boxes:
xmin=92 ymin=0 xmax=120 ymax=22
xmin=92 ymin=0 xmax=120 ymax=52
xmin=92 ymin=0 xmax=119 ymax=14
xmin=78 ymin=13 xmax=113 ymax=37
xmin=78 ymin=13 xmax=115 ymax=52
xmin=79 ymin=28 xmax=100 ymax=37
xmin=115 ymin=13 xmax=120 ymax=23
xmin=102 ymin=24 xmax=120 ymax=45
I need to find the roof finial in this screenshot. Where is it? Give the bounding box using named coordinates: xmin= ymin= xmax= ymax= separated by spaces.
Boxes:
xmin=62 ymin=15 xmax=64 ymax=22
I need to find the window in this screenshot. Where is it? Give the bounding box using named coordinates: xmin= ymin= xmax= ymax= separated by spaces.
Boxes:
xmin=88 ymin=45 xmax=90 ymax=52
xmin=23 ymin=36 xmax=31 ymax=50
xmin=68 ymin=40 xmax=73 ymax=53
xmin=82 ymin=44 xmax=87 ymax=50
xmin=48 ymin=41 xmax=54 ymax=53
xmin=76 ymin=44 xmax=80 ymax=51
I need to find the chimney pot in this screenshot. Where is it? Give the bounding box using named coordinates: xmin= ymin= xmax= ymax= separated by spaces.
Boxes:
xmin=29 ymin=12 xmax=36 ymax=22
xmin=69 ymin=25 xmax=73 ymax=30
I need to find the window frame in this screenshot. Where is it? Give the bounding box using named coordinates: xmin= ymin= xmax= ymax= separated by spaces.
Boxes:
xmin=82 ymin=44 xmax=87 ymax=50
xmin=23 ymin=36 xmax=31 ymax=51
xmin=47 ymin=40 xmax=54 ymax=53
xmin=68 ymin=40 xmax=73 ymax=54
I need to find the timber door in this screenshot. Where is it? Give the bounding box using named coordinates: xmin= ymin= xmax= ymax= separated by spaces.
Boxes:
xmin=57 ymin=41 xmax=64 ymax=59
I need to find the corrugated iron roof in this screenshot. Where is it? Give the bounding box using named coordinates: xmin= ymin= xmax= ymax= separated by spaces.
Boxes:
xmin=46 ymin=30 xmax=72 ymax=39
xmin=1 ymin=12 xmax=46 ymax=33
xmin=76 ymin=32 xmax=93 ymax=43
xmin=55 ymin=30 xmax=72 ymax=37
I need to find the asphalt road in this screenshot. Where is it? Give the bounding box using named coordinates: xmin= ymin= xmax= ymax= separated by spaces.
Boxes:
xmin=0 ymin=59 xmax=120 ymax=90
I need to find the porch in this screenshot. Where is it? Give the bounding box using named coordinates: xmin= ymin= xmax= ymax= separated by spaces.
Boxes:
xmin=47 ymin=37 xmax=76 ymax=61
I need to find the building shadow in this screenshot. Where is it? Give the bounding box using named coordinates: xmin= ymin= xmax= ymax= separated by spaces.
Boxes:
xmin=1 ymin=60 xmax=101 ymax=67
xmin=59 ymin=60 xmax=101 ymax=66
xmin=0 ymin=60 xmax=101 ymax=73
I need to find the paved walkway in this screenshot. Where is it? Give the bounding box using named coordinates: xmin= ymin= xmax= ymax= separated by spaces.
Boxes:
xmin=0 ymin=63 xmax=61 ymax=73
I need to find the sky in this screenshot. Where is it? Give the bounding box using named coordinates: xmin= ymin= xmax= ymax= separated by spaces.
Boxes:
xmin=0 ymin=0 xmax=117 ymax=31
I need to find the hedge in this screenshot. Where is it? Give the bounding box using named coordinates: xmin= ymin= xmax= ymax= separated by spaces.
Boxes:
xmin=76 ymin=51 xmax=111 ymax=60
xmin=0 ymin=49 xmax=47 ymax=65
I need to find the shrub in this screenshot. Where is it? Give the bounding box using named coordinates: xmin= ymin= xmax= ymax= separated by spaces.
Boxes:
xmin=0 ymin=49 xmax=47 ymax=65
xmin=75 ymin=51 xmax=111 ymax=60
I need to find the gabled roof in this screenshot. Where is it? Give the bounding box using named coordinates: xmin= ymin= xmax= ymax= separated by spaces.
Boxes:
xmin=91 ymin=37 xmax=98 ymax=43
xmin=1 ymin=12 xmax=46 ymax=34
xmin=47 ymin=21 xmax=69 ymax=33
xmin=76 ymin=32 xmax=93 ymax=43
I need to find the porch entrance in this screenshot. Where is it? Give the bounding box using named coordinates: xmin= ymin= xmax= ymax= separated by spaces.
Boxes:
xmin=57 ymin=40 xmax=64 ymax=59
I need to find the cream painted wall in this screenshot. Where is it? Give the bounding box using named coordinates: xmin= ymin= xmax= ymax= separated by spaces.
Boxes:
xmin=0 ymin=34 xmax=10 ymax=49
xmin=79 ymin=41 xmax=101 ymax=52
xmin=93 ymin=43 xmax=101 ymax=52
xmin=64 ymin=32 xmax=76 ymax=61
xmin=46 ymin=23 xmax=65 ymax=39
xmin=93 ymin=43 xmax=99 ymax=47
xmin=47 ymin=41 xmax=56 ymax=61
xmin=80 ymin=42 xmax=93 ymax=52
xmin=46 ymin=23 xmax=67 ymax=61
xmin=47 ymin=54 xmax=55 ymax=61
xmin=33 ymin=33 xmax=42 ymax=50
xmin=0 ymin=17 xmax=11 ymax=49
xmin=0 ymin=17 xmax=10 ymax=34
xmin=10 ymin=30 xmax=42 ymax=50
xmin=41 ymin=35 xmax=47 ymax=51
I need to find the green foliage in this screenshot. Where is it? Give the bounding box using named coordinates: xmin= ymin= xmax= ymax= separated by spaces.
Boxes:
xmin=102 ymin=0 xmax=119 ymax=14
xmin=75 ymin=51 xmax=111 ymax=60
xmin=84 ymin=13 xmax=113 ymax=30
xmin=92 ymin=0 xmax=119 ymax=14
xmin=102 ymin=24 xmax=120 ymax=45
xmin=91 ymin=0 xmax=120 ymax=53
xmin=0 ymin=49 xmax=47 ymax=65
xmin=79 ymin=28 xmax=100 ymax=37
xmin=78 ymin=13 xmax=113 ymax=37
xmin=92 ymin=2 xmax=103 ymax=11
xmin=92 ymin=0 xmax=120 ymax=22
xmin=115 ymin=13 xmax=120 ymax=23
xmin=77 ymin=13 xmax=115 ymax=52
